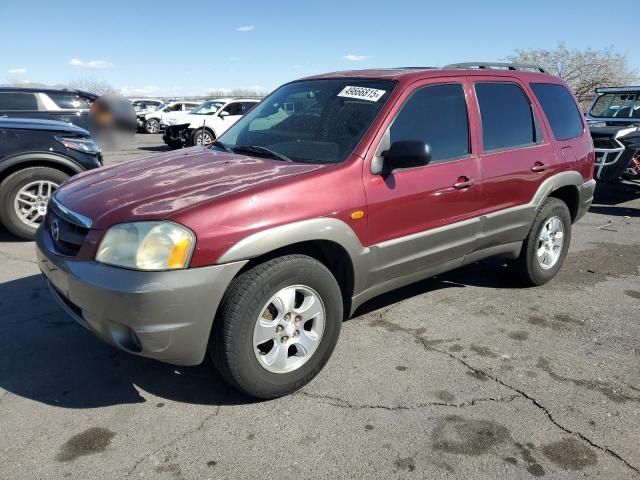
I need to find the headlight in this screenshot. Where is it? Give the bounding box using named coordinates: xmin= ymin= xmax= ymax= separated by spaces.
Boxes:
xmin=96 ymin=221 xmax=195 ymax=271
xmin=56 ymin=136 xmax=101 ymax=154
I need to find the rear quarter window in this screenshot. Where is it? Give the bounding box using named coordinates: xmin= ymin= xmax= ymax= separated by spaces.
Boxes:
xmin=0 ymin=92 xmax=38 ymax=110
xmin=531 ymin=83 xmax=584 ymax=140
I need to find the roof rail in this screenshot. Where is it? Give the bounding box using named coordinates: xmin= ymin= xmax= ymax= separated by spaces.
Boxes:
xmin=444 ymin=62 xmax=547 ymax=73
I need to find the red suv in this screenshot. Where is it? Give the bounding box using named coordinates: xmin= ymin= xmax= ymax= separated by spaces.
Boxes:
xmin=36 ymin=63 xmax=595 ymax=398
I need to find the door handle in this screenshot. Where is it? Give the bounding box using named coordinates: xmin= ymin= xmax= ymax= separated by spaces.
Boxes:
xmin=453 ymin=177 xmax=475 ymax=189
xmin=531 ymin=163 xmax=549 ymax=172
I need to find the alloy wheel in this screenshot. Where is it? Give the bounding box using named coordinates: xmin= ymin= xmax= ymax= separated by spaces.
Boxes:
xmin=253 ymin=285 xmax=326 ymax=374
xmin=536 ymin=215 xmax=564 ymax=270
xmin=13 ymin=180 xmax=58 ymax=228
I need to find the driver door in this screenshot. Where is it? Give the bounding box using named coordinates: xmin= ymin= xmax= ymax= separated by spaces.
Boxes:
xmin=215 ymin=102 xmax=244 ymax=134
xmin=363 ymin=79 xmax=481 ymax=288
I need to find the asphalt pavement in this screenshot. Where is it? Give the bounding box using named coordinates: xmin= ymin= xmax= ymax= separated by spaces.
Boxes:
xmin=1 ymin=134 xmax=639 ymax=479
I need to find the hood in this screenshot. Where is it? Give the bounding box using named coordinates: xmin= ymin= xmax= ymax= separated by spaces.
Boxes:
xmin=0 ymin=117 xmax=89 ymax=135
xmin=54 ymin=147 xmax=326 ymax=229
xmin=171 ymin=113 xmax=208 ymax=127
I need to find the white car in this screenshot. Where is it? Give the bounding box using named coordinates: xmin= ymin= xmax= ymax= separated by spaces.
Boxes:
xmin=143 ymin=101 xmax=201 ymax=134
xmin=163 ymin=98 xmax=260 ymax=147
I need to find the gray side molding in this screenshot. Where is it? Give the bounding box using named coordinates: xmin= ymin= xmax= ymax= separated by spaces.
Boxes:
xmin=216 ymin=218 xmax=371 ymax=293
xmin=531 ymin=170 xmax=584 ymax=207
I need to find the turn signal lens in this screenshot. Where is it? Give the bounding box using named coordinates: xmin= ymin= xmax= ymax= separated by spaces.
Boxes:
xmin=167 ymin=238 xmax=193 ymax=269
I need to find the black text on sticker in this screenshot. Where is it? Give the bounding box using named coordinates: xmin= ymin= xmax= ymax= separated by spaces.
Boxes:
xmin=337 ymin=86 xmax=386 ymax=102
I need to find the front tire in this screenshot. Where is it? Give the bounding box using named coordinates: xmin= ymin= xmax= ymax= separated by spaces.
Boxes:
xmin=144 ymin=118 xmax=160 ymax=134
xmin=210 ymin=255 xmax=343 ymax=399
xmin=513 ymin=197 xmax=572 ymax=286
xmin=192 ymin=128 xmax=215 ymax=147
xmin=0 ymin=167 xmax=69 ymax=240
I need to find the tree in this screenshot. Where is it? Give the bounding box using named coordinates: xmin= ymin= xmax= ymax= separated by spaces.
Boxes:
xmin=66 ymin=77 xmax=116 ymax=96
xmin=510 ymin=43 xmax=638 ymax=107
xmin=207 ymin=88 xmax=267 ymax=98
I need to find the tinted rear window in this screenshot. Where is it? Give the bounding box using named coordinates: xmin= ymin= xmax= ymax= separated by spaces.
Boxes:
xmin=0 ymin=92 xmax=37 ymax=110
xmin=531 ymin=83 xmax=583 ymax=140
xmin=47 ymin=92 xmax=91 ymax=110
xmin=475 ymin=82 xmax=537 ymax=151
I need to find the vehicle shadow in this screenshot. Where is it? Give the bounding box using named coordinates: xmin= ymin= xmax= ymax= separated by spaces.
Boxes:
xmin=352 ymin=256 xmax=521 ymax=318
xmin=1 ymin=258 xmax=519 ymax=409
xmin=0 ymin=274 xmax=251 ymax=409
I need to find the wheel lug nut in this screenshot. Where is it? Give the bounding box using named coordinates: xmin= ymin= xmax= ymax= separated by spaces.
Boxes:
xmin=276 ymin=325 xmax=284 ymax=333
xmin=285 ymin=314 xmax=290 ymax=321
xmin=295 ymin=315 xmax=302 ymax=323
xmin=281 ymin=336 xmax=288 ymax=343
xmin=294 ymin=330 xmax=299 ymax=337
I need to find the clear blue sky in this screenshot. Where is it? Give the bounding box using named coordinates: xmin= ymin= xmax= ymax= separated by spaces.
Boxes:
xmin=1 ymin=0 xmax=637 ymax=96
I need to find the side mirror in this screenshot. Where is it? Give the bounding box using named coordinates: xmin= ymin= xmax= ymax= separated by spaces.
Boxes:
xmin=381 ymin=141 xmax=431 ymax=175
xmin=219 ymin=111 xmax=229 ymax=118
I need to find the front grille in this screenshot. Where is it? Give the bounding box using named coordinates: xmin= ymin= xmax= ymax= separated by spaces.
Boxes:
xmin=593 ymin=138 xmax=618 ymax=149
xmin=46 ymin=211 xmax=89 ymax=256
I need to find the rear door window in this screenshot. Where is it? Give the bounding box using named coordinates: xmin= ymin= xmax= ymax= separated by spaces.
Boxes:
xmin=0 ymin=92 xmax=38 ymax=110
xmin=475 ymin=82 xmax=538 ymax=152
xmin=531 ymin=83 xmax=584 ymax=140
xmin=389 ymin=83 xmax=470 ymax=163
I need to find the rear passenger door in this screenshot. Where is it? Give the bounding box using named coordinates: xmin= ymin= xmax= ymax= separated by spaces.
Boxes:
xmin=529 ymin=82 xmax=591 ymax=180
xmin=363 ymin=79 xmax=481 ymax=287
xmin=469 ymin=77 xmax=561 ymax=248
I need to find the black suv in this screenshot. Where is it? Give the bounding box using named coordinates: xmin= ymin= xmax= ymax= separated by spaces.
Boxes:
xmin=0 ymin=87 xmax=98 ymax=131
xmin=0 ymin=118 xmax=102 ymax=240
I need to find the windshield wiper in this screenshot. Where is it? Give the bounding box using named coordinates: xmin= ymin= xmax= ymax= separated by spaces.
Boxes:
xmin=212 ymin=140 xmax=232 ymax=152
xmin=232 ymin=145 xmax=293 ymax=162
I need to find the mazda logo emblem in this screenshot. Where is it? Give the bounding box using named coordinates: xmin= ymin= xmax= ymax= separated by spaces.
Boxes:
xmin=51 ymin=219 xmax=60 ymax=242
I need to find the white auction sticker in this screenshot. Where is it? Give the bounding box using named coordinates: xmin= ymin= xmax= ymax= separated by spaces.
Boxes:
xmin=337 ymin=86 xmax=386 ymax=102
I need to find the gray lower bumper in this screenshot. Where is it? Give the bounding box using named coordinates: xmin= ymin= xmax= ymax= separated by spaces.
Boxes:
xmin=576 ymin=179 xmax=596 ymax=222
xmin=35 ymin=227 xmax=246 ymax=366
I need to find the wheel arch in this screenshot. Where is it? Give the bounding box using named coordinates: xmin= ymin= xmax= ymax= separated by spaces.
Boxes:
xmin=533 ymin=170 xmax=583 ymax=222
xmin=0 ymin=152 xmax=83 ymax=185
xmin=216 ymin=218 xmax=370 ymax=318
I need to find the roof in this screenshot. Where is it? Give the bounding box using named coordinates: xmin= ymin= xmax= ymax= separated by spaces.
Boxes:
xmin=301 ymin=66 xmax=556 ymax=83
xmin=0 ymin=86 xmax=98 ymax=99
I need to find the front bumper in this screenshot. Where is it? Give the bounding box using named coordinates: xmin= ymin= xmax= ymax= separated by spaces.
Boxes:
xmin=35 ymin=226 xmax=247 ymax=365
xmin=576 ymin=179 xmax=596 ymax=222
xmin=162 ymin=124 xmax=191 ymax=147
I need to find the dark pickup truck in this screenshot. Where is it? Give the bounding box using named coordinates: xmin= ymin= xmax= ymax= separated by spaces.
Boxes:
xmin=586 ymin=86 xmax=640 ymax=181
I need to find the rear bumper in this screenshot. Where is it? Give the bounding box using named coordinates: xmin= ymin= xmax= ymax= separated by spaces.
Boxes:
xmin=576 ymin=179 xmax=596 ymax=222
xmin=35 ymin=226 xmax=246 ymax=365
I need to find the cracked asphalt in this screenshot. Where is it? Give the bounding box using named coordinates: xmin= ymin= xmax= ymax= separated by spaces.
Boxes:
xmin=1 ymin=134 xmax=639 ymax=479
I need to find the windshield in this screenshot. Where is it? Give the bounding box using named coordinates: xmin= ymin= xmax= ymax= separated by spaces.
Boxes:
xmin=590 ymin=93 xmax=640 ymax=119
xmin=218 ymin=79 xmax=395 ymax=163
xmin=192 ymin=101 xmax=225 ymax=115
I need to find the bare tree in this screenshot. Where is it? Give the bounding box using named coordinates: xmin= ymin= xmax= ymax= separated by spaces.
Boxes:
xmin=207 ymin=88 xmax=267 ymax=98
xmin=66 ymin=77 xmax=116 ymax=95
xmin=510 ymin=43 xmax=638 ymax=107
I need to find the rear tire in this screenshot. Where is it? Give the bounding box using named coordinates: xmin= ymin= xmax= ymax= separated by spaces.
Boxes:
xmin=0 ymin=167 xmax=69 ymax=240
xmin=210 ymin=255 xmax=343 ymax=399
xmin=512 ymin=197 xmax=572 ymax=286
xmin=144 ymin=118 xmax=160 ymax=134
